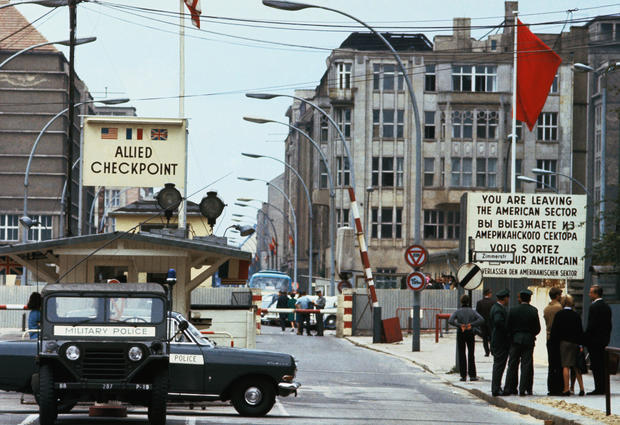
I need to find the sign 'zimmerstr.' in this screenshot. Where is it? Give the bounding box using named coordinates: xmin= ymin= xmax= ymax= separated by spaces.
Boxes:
xmin=466 ymin=192 xmax=587 ymax=280
xmin=82 ymin=116 xmax=186 ymax=188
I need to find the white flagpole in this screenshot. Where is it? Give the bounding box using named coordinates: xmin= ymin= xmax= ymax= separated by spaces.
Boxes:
xmin=178 ymin=0 xmax=187 ymax=230
xmin=511 ymin=11 xmax=518 ymax=194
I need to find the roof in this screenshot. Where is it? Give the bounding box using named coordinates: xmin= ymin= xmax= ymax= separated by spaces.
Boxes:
xmin=41 ymin=283 xmax=166 ymax=297
xmin=0 ymin=231 xmax=251 ymax=260
xmin=338 ymin=32 xmax=433 ymax=52
xmin=109 ymin=199 xmax=202 ymax=216
xmin=0 ymin=0 xmax=58 ymax=52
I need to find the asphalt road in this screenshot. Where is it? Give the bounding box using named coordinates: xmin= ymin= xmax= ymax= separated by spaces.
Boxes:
xmin=0 ymin=326 xmax=538 ymax=424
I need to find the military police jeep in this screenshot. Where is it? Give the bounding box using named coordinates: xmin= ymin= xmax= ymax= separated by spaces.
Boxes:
xmin=36 ymin=283 xmax=170 ymax=425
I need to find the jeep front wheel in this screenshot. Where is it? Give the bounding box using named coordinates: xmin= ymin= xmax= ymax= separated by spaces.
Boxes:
xmin=231 ymin=378 xmax=275 ymax=417
xmin=148 ymin=368 xmax=168 ymax=425
xmin=38 ymin=364 xmax=57 ymax=425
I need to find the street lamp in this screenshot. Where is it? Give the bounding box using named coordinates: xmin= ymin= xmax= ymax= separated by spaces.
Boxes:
xmin=243 ymin=116 xmax=336 ymax=294
xmin=0 ymin=37 xmax=96 ymax=70
xmin=516 ymin=175 xmax=558 ymax=193
xmin=0 ymin=0 xmax=68 ymax=10
xmin=531 ymin=168 xmax=589 ymax=195
xmin=224 ymin=224 xmax=255 ymax=237
xmin=22 ymin=98 xmax=129 ymax=242
xmin=234 ymin=202 xmax=280 ymax=269
xmin=238 ymin=178 xmax=299 ymax=285
xmin=241 ymin=152 xmax=315 ymax=289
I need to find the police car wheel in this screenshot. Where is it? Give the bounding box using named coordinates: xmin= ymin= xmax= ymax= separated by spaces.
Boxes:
xmin=231 ymin=377 xmax=275 ymax=417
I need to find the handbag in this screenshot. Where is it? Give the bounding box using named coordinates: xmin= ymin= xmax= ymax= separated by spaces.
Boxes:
xmin=577 ymin=348 xmax=588 ymax=374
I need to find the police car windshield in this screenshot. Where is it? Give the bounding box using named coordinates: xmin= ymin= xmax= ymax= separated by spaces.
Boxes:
xmin=46 ymin=296 xmax=164 ymax=324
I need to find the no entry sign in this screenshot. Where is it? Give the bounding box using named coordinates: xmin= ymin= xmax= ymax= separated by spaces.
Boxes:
xmin=405 ymin=245 xmax=428 ymax=268
xmin=457 ymin=263 xmax=483 ymax=290
xmin=406 ymin=272 xmax=427 ymax=291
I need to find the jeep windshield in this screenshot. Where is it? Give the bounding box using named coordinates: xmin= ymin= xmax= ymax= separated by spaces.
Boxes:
xmin=46 ymin=296 xmax=165 ymax=324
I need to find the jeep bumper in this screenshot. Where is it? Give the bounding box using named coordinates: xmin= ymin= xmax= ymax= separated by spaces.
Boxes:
xmin=277 ymin=381 xmax=300 ymax=397
xmin=55 ymin=382 xmax=152 ymax=391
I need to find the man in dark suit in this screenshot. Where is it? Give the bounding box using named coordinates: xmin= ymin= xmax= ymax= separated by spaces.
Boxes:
xmin=476 ymin=288 xmax=494 ymax=357
xmin=489 ymin=289 xmax=510 ymax=396
xmin=585 ymin=285 xmax=612 ymax=395
xmin=504 ymin=289 xmax=541 ymax=396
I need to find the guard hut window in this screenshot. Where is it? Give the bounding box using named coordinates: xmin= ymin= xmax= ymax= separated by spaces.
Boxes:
xmin=336 ymin=62 xmax=352 ymax=89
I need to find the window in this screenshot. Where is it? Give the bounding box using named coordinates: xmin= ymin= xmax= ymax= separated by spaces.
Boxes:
xmin=106 ymin=189 xmax=120 ymax=208
xmin=376 ymin=268 xmax=398 ymax=289
xmin=373 ymin=63 xmax=404 ymax=91
xmin=371 ymin=207 xmax=403 ymax=239
xmin=451 ymin=157 xmax=472 ymax=187
xmin=452 ymin=110 xmax=473 ymax=139
xmin=336 ymin=156 xmax=350 ymax=187
xmin=319 ymin=161 xmax=328 ymax=189
xmin=537 ymin=112 xmax=558 ymax=141
xmin=337 ymin=62 xmax=352 ymax=89
xmin=424 ymin=209 xmax=460 ymax=239
xmin=320 ymin=115 xmax=329 ymax=143
xmin=337 ymin=208 xmax=350 ymax=227
xmin=373 ymin=108 xmax=404 ymax=139
xmin=372 ymin=157 xmax=404 ymax=187
xmin=424 ymin=158 xmax=435 ymax=187
xmin=514 ymin=121 xmax=523 ymax=142
xmin=600 ymin=23 xmax=613 ymax=41
xmin=424 ymin=111 xmax=435 ymax=139
xmin=425 ymin=64 xmax=436 ymax=91
xmin=335 ymin=108 xmax=351 ymax=138
xmin=550 ymin=73 xmax=559 ymax=94
xmin=536 ymin=160 xmax=557 ymax=190
xmin=476 ymin=110 xmax=498 ymax=139
xmin=0 ymin=214 xmax=19 ymax=241
xmin=476 ymin=158 xmax=497 ymax=188
xmin=452 ymin=65 xmax=496 ymax=92
xmin=27 ymin=215 xmax=53 ymax=242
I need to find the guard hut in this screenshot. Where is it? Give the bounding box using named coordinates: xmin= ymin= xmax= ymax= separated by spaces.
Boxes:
xmin=0 ymin=232 xmax=251 ymax=316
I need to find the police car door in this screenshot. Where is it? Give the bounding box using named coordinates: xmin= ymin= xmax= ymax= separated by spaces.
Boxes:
xmin=168 ymin=318 xmax=206 ymax=395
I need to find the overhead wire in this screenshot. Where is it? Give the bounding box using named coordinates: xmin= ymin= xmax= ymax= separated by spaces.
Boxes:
xmin=0 ymin=7 xmax=58 ymax=46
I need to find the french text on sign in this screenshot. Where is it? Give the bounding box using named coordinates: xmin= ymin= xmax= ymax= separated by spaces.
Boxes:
xmin=405 ymin=245 xmax=428 ymax=268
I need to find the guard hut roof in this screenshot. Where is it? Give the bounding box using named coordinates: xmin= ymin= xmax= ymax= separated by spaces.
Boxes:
xmin=41 ymin=283 xmax=166 ymax=297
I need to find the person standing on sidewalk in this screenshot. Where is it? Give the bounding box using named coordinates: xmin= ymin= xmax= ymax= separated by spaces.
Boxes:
xmin=504 ymin=289 xmax=541 ymax=396
xmin=449 ymin=294 xmax=485 ymax=382
xmin=550 ymin=295 xmax=585 ymax=396
xmin=287 ymin=292 xmax=298 ymax=332
xmin=295 ymin=291 xmax=312 ymax=336
xmin=490 ymin=289 xmax=510 ymax=396
xmin=276 ymin=291 xmax=290 ymax=332
xmin=584 ymin=285 xmax=612 ymax=395
xmin=313 ymin=290 xmax=326 ymax=336
xmin=543 ymin=287 xmax=563 ymax=395
xmin=476 ymin=288 xmax=494 ymax=357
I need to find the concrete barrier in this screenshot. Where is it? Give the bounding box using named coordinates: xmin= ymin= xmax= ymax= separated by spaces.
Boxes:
xmin=189 ymin=306 xmax=256 ymax=348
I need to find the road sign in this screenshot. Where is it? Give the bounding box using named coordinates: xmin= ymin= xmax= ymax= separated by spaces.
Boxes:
xmin=457 ymin=263 xmax=483 ymax=290
xmin=405 ymin=245 xmax=428 ymax=268
xmin=406 ymin=272 xmax=427 ymax=291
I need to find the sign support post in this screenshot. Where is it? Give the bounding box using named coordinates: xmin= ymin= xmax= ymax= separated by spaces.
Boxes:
xmin=405 ymin=245 xmax=428 ymax=352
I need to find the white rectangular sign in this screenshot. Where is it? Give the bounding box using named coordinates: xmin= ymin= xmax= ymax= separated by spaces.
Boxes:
xmin=466 ymin=192 xmax=587 ymax=279
xmin=54 ymin=325 xmax=156 ymax=337
xmin=170 ymin=353 xmax=204 ymax=365
xmin=82 ymin=116 xmax=186 ymax=188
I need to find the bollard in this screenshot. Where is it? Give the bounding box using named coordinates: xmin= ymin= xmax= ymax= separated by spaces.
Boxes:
xmin=372 ymin=306 xmax=382 ymax=343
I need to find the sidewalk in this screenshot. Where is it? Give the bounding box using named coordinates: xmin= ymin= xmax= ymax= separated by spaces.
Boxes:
xmin=346 ymin=332 xmax=619 ymax=425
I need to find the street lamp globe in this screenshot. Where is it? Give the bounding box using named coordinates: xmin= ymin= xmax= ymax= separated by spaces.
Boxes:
xmin=199 ymin=191 xmax=225 ymax=226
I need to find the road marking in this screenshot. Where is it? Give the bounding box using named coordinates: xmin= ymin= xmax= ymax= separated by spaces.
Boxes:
xmin=185 ymin=416 xmax=196 ymax=425
xmin=18 ymin=414 xmax=38 ymax=425
xmin=275 ymin=400 xmax=289 ymax=416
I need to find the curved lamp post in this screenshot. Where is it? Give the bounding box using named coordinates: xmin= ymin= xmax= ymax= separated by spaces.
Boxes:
xmin=235 ymin=202 xmax=281 ymax=269
xmin=238 ymin=179 xmax=298 ymax=285
xmin=516 ymin=175 xmax=558 ymax=193
xmin=242 ymin=152 xmax=314 ymax=288
xmin=243 ymin=116 xmax=336 ymax=294
xmin=0 ymin=37 xmax=96 ymax=70
xmin=22 ymin=97 xmax=129 ymax=242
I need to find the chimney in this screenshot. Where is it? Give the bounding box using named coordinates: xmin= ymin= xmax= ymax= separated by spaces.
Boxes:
xmin=504 ymin=1 xmax=518 ymax=35
xmin=453 ymin=18 xmax=472 ymax=49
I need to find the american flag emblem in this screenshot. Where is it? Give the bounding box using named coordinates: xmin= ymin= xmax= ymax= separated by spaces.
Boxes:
xmin=151 ymin=129 xmax=168 ymax=141
xmin=101 ymin=127 xmax=118 ymax=139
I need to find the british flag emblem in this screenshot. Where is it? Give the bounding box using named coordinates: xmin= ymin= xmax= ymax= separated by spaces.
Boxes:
xmin=150 ymin=129 xmax=168 ymax=141
xmin=0 ymin=256 xmax=23 ymax=275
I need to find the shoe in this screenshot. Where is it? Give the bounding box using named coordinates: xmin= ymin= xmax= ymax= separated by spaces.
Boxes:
xmin=587 ymin=390 xmax=604 ymax=395
xmin=492 ymin=390 xmax=504 ymax=397
xmin=469 ymin=377 xmax=479 ymax=381
xmin=579 ymin=390 xmax=585 ymax=396
xmin=459 ymin=377 xmax=466 ymax=381
xmin=484 ymin=353 xmax=490 ymax=357
xmin=502 ymin=390 xmax=516 ymax=396
xmin=562 ymin=391 xmax=571 ymax=396
xmin=547 ymin=392 xmax=563 ymax=396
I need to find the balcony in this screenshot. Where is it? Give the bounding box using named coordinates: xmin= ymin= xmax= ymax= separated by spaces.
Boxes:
xmin=328 ymin=87 xmax=356 ymax=104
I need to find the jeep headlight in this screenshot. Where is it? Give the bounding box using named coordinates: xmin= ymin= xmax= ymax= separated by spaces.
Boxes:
xmin=65 ymin=345 xmax=80 ymax=361
xmin=128 ymin=346 xmax=143 ymax=362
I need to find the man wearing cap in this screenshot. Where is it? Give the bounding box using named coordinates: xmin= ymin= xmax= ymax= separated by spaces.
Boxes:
xmin=489 ymin=289 xmax=510 ymax=396
xmin=504 ymin=289 xmax=541 ymax=396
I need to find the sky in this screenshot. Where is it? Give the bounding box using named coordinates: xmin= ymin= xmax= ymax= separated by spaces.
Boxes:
xmin=13 ymin=0 xmax=619 ymax=239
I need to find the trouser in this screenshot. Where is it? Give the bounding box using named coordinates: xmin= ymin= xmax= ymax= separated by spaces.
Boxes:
xmin=279 ymin=313 xmax=288 ymax=331
xmin=588 ymin=344 xmax=606 ymax=392
xmin=491 ymin=346 xmax=509 ymax=394
xmin=505 ymin=343 xmax=534 ymax=394
xmin=481 ymin=324 xmax=491 ymax=356
xmin=457 ymin=330 xmax=476 ymax=378
xmin=297 ymin=313 xmax=310 ymax=335
xmin=315 ymin=312 xmax=324 ymax=336
xmin=547 ymin=340 xmax=563 ymax=394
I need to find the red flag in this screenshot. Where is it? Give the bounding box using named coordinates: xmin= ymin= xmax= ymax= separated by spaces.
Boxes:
xmin=515 ymin=19 xmax=562 ymax=131
xmin=269 ymin=242 xmax=275 ymax=253
xmin=288 ymin=235 xmax=294 ymax=248
xmin=271 ymin=237 xmax=277 ymax=254
xmin=184 ymin=0 xmax=201 ymax=29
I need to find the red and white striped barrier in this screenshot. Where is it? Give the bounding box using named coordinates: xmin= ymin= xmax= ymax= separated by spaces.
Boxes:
xmin=250 ymin=288 xmax=262 ymax=334
xmin=348 ymin=187 xmax=379 ymax=308
xmin=259 ymin=308 xmax=337 ymax=314
xmin=0 ymin=305 xmax=28 ymax=310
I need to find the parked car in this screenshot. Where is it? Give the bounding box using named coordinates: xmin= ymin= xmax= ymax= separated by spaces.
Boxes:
xmin=0 ymin=284 xmax=300 ymax=421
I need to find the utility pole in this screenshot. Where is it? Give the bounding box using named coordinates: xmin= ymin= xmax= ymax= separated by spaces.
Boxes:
xmin=65 ymin=0 xmax=77 ymax=236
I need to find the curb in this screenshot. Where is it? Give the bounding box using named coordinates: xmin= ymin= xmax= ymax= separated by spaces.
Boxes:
xmin=345 ymin=337 xmax=587 ymax=425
